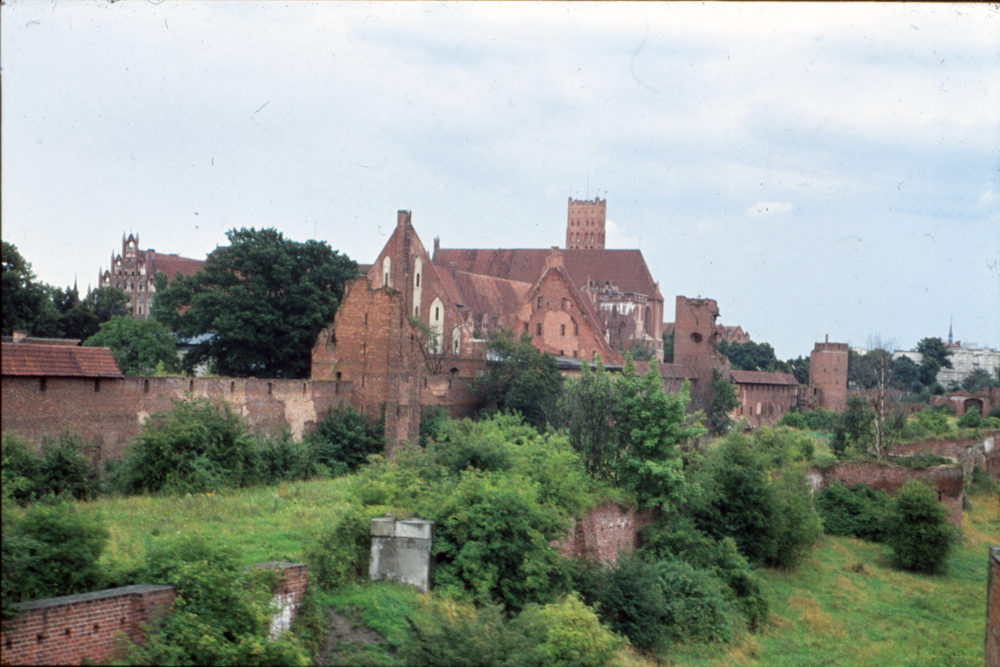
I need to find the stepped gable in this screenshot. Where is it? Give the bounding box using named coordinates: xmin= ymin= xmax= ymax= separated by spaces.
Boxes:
xmin=2 ymin=343 xmax=123 ymax=378
xmin=729 ymin=370 xmax=798 ymax=385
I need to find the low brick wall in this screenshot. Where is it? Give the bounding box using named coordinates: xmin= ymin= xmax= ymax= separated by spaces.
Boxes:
xmin=0 ymin=585 xmax=176 ymax=666
xmin=0 ymin=563 xmax=308 ymax=666
xmin=808 ymin=462 xmax=964 ymax=529
xmin=554 ymin=502 xmax=659 ymax=564
xmin=890 ymin=431 xmax=999 ymax=480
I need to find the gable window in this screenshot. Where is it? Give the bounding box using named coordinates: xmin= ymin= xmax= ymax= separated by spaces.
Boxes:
xmin=537 ymin=296 xmax=542 ymax=309
xmin=413 ymin=256 xmax=423 ymax=316
xmin=382 ymin=256 xmax=391 ymax=287
xmin=536 ymin=323 xmax=542 ymax=336
xmin=452 ymin=326 xmax=461 ymax=355
xmin=430 ymin=297 xmax=445 ymax=354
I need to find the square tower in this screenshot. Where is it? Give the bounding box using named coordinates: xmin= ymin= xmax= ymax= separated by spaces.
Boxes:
xmin=566 ymin=197 xmax=606 ymax=250
xmin=809 ymin=337 xmax=849 ymax=412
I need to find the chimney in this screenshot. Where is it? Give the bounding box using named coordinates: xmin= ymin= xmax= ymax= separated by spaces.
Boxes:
xmin=825 ymin=334 xmax=829 ymax=344
xmin=433 ymin=236 xmax=440 ymax=260
xmin=546 ymin=246 xmax=564 ymax=268
xmin=397 ymin=210 xmax=411 ymax=229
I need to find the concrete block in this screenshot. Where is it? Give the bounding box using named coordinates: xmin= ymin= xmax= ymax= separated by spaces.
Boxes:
xmin=370 ymin=516 xmax=395 ymax=537
xmin=370 ymin=517 xmax=434 ymax=592
xmin=395 ymin=519 xmax=434 ymax=540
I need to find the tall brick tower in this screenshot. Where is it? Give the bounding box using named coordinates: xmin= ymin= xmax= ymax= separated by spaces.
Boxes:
xmin=673 ymin=296 xmax=731 ymax=411
xmin=565 ymin=197 xmax=606 ymax=250
xmin=809 ymin=336 xmax=849 ymax=412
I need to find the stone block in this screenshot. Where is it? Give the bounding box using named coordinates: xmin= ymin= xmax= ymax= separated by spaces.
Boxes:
xmin=369 ymin=517 xmax=434 ymax=592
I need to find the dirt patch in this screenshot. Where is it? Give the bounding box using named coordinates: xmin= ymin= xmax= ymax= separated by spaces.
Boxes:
xmin=317 ymin=609 xmax=388 ymax=666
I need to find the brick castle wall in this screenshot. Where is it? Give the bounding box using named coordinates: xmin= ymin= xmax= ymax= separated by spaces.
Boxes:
xmin=808 ymin=462 xmax=965 ymax=529
xmin=553 ymin=503 xmax=659 ymax=564
xmin=890 ymin=430 xmax=999 ymax=480
xmin=0 ymin=585 xmax=176 ymax=666
xmin=1 ymin=564 xmax=307 ymax=666
xmin=810 ymin=340 xmax=849 ymax=412
xmin=1 ymin=376 xmax=350 ymax=462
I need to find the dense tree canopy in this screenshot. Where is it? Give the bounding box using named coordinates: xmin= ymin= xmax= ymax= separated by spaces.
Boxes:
xmin=473 ymin=329 xmax=564 ymax=431
xmin=2 ymin=242 xmax=57 ymax=336
xmin=915 ymin=337 xmax=952 ymax=386
xmin=84 ymin=316 xmax=180 ymax=376
xmin=152 ymin=228 xmax=357 ymax=379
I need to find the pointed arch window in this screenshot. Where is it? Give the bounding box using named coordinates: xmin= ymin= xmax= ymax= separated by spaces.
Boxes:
xmin=382 ymin=256 xmax=391 ymax=287
xmin=430 ymin=297 xmax=444 ymax=354
xmin=413 ymin=256 xmax=423 ymax=316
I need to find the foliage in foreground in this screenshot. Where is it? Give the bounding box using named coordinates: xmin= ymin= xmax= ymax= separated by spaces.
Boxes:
xmin=2 ymin=432 xmax=98 ymax=503
xmin=885 ymin=480 xmax=956 ymax=574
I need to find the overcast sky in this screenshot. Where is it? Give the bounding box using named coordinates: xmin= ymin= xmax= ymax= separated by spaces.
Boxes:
xmin=3 ymin=2 xmax=998 ymax=359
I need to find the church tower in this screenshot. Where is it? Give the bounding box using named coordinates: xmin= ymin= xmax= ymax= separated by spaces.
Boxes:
xmin=565 ymin=197 xmax=606 ymax=250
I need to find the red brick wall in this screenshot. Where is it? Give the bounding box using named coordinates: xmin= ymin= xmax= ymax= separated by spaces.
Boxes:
xmin=420 ymin=374 xmax=481 ymax=420
xmin=553 ymin=503 xmax=659 ymax=564
xmin=673 ymin=296 xmax=730 ymax=411
xmin=808 ymin=462 xmax=965 ymax=529
xmin=890 ymin=431 xmax=999 ymax=480
xmin=733 ymin=383 xmax=798 ymax=427
xmin=809 ymin=341 xmax=849 ymax=412
xmin=1 ymin=376 xmax=350 ymax=462
xmin=565 ymin=197 xmax=606 ymax=250
xmin=0 ymin=585 xmax=176 ymax=666
xmin=0 ymin=563 xmax=308 ymax=666
xmin=988 ymin=547 xmax=1000 ymax=667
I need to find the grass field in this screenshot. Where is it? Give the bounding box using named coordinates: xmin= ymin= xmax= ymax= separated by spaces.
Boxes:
xmin=40 ymin=479 xmax=1000 ymax=666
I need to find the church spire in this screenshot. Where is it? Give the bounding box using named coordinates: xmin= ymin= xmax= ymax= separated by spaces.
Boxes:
xmin=948 ymin=317 xmax=953 ymax=345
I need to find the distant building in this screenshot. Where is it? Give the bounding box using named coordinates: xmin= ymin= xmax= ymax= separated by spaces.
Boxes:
xmin=98 ymin=233 xmax=206 ymax=318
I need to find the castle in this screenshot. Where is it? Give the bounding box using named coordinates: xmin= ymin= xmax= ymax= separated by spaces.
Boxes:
xmin=98 ymin=233 xmax=206 ymax=318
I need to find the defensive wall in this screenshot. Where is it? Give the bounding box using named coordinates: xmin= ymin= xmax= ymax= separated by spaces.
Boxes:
xmin=0 ymin=563 xmax=307 ymax=666
xmin=1 ymin=376 xmax=351 ymax=462
xmin=807 ymin=461 xmax=965 ymax=530
xmin=889 ymin=430 xmax=998 ymax=480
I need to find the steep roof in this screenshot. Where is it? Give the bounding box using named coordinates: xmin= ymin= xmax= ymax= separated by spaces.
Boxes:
xmin=151 ymin=252 xmax=206 ymax=281
xmin=453 ymin=272 xmax=532 ymax=319
xmin=433 ymin=248 xmax=662 ymax=302
xmin=1 ymin=343 xmax=123 ymax=378
xmin=729 ymin=370 xmax=798 ymax=386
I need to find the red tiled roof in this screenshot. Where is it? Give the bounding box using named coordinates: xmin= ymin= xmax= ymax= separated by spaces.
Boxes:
xmin=1 ymin=343 xmax=123 ymax=378
xmin=433 ymin=248 xmax=662 ymax=302
xmin=453 ymin=272 xmax=531 ymax=320
xmin=151 ymin=253 xmax=206 ymax=281
xmin=729 ymin=370 xmax=798 ymax=386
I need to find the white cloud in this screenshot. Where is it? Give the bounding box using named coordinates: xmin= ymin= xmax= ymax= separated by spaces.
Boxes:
xmin=605 ymin=219 xmax=640 ymax=249
xmin=745 ymin=201 xmax=793 ymax=218
xmin=980 ymin=188 xmax=997 ymax=206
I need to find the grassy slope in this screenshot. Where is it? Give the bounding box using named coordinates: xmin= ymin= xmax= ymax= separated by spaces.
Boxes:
xmin=41 ymin=479 xmax=998 ymax=667
xmin=664 ymin=490 xmax=998 ymax=667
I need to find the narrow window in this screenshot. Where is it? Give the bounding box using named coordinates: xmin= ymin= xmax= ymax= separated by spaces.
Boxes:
xmin=524 ymin=323 xmax=529 ymax=333
xmin=382 ymin=256 xmax=391 ymax=287
xmin=536 ymin=323 xmax=542 ymax=336
xmin=560 ymin=324 xmax=566 ymax=336
xmin=143 ymin=379 xmax=149 ymax=394
xmin=537 ymin=296 xmax=542 ymax=309
xmin=189 ymin=379 xmax=194 ymax=392
xmin=335 ymin=371 xmax=342 ymax=381
xmin=231 ymin=381 xmax=236 ymax=393
xmin=94 ymin=378 xmax=100 ymax=392
xmin=40 ymin=377 xmax=47 ymax=392
xmin=268 ymin=382 xmax=273 ymax=395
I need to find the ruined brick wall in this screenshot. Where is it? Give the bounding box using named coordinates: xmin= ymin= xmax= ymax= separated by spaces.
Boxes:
xmin=2 ymin=376 xmax=350 ymax=463
xmin=566 ymin=197 xmax=606 ymax=250
xmin=890 ymin=431 xmax=999 ymax=480
xmin=733 ymin=382 xmax=798 ymax=428
xmin=810 ymin=340 xmax=849 ymax=412
xmin=420 ymin=374 xmax=481 ymax=420
xmin=673 ymin=296 xmax=730 ymax=411
xmin=0 ymin=585 xmax=176 ymax=666
xmin=808 ymin=462 xmax=964 ymax=529
xmin=553 ymin=503 xmax=659 ymax=564
xmin=249 ymin=562 xmax=308 ymax=638
xmin=312 ymin=277 xmax=422 ymax=454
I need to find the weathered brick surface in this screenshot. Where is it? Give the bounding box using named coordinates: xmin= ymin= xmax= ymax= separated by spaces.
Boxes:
xmin=988 ymin=546 xmax=1000 ymax=667
xmin=0 ymin=585 xmax=175 ymax=666
xmin=1 ymin=376 xmax=350 ymax=462
xmin=890 ymin=431 xmax=999 ymax=481
xmin=808 ymin=461 xmax=965 ymax=529
xmin=553 ymin=503 xmax=659 ymax=564
xmin=732 ymin=380 xmax=798 ymax=428
xmin=810 ymin=340 xmax=849 ymax=412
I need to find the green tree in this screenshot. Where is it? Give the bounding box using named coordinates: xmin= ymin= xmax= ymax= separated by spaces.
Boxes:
xmin=854 ymin=337 xmax=904 ymax=460
xmin=785 ymin=355 xmax=810 ymax=385
xmin=915 ymin=337 xmax=953 ymax=386
xmin=886 ymin=480 xmax=955 ymax=574
xmin=555 ymin=358 xmax=619 ymax=480
xmin=473 ymin=329 xmax=564 ymax=431
xmin=306 ymin=406 xmax=385 ymax=475
xmin=961 ymin=367 xmax=999 ymax=394
xmin=1 ymin=241 xmax=59 ymax=336
xmin=153 ymin=228 xmax=357 ymax=379
xmin=718 ymin=339 xmax=778 ymax=372
xmin=662 ymin=329 xmax=674 ymax=363
xmin=707 ymin=369 xmax=739 ymax=436
xmin=891 ymin=355 xmax=922 ymax=392
xmin=84 ymin=315 xmax=180 ymax=376
xmin=832 ymin=395 xmax=874 ymax=457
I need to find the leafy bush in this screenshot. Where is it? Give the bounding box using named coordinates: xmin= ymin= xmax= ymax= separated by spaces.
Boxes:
xmin=750 ymin=427 xmax=816 ymax=467
xmin=2 ymin=502 xmax=108 ymax=613
xmin=306 ymin=405 xmax=385 ymax=475
xmin=1 ymin=433 xmax=97 ymax=502
xmin=126 ymin=535 xmax=309 ymax=666
xmin=586 ymin=554 xmax=734 ymax=650
xmin=254 ymin=432 xmax=317 ymax=485
xmin=518 ymin=594 xmax=624 ymax=667
xmin=419 ymin=404 xmax=451 ymax=447
xmin=779 ymin=409 xmax=840 ymax=433
xmin=641 ymin=516 xmax=769 ymax=630
xmin=686 ymin=434 xmax=821 ymax=569
xmin=112 ymin=397 xmax=258 ymax=494
xmin=904 ymin=408 xmax=952 ymax=440
xmin=885 ymin=480 xmax=955 ymax=574
xmin=305 ymin=506 xmax=381 ymax=591
xmin=815 ymin=482 xmax=892 ymax=542
xmin=956 ymin=408 xmax=983 ymax=429
xmin=420 ymin=470 xmax=570 ymax=613
xmin=967 ymin=465 xmax=999 ymax=497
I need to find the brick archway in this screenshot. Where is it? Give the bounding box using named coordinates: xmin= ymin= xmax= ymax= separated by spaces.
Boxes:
xmin=962 ymin=397 xmax=985 ymax=417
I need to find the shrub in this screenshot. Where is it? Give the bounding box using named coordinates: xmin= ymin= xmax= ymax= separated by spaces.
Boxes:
xmin=420 ymin=470 xmax=569 ymax=612
xmin=641 ymin=516 xmax=769 ymax=630
xmin=2 ymin=502 xmax=108 ymax=611
xmin=2 ymin=433 xmax=40 ymax=503
xmin=1 ymin=433 xmax=97 ymax=502
xmin=306 ymin=405 xmax=385 ymax=475
xmin=305 ymin=506 xmax=380 ymax=591
xmin=593 ymin=554 xmax=734 ymax=650
xmin=112 ymin=397 xmax=258 ymax=494
xmin=127 ymin=535 xmax=308 ymax=666
xmin=956 ymin=408 xmax=983 ymax=429
xmin=967 ymin=465 xmax=999 ymax=497
xmin=815 ymin=482 xmax=892 ymax=542
xmin=779 ymin=409 xmax=840 ymax=433
xmin=518 ymin=594 xmax=624 ymax=667
xmin=419 ymin=404 xmax=451 ymax=447
xmin=254 ymin=432 xmax=317 ymax=485
xmin=885 ymin=480 xmax=955 ymax=574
